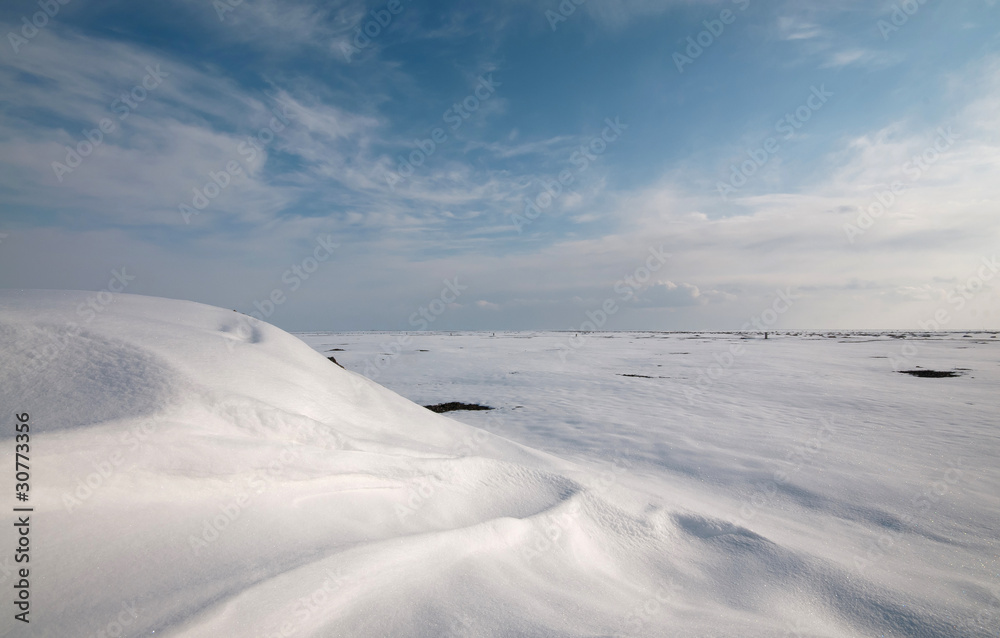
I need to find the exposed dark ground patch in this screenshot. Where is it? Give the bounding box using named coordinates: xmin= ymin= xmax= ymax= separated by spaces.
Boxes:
xmin=619 ymin=373 xmax=669 ymax=379
xmin=326 ymin=348 xmax=345 ymax=351
xmin=898 ymin=370 xmax=962 ymax=378
xmin=424 ymin=402 xmax=494 ymax=413
xmin=327 ymin=356 xmax=345 ymax=369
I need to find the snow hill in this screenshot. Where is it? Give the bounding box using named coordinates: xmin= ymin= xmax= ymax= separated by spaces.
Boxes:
xmin=0 ymin=291 xmax=996 ymax=637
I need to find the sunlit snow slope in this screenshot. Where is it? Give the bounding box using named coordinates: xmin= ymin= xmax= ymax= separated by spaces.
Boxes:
xmin=0 ymin=291 xmax=996 ymax=637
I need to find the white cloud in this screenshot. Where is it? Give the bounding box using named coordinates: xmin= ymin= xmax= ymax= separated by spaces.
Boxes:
xmin=634 ymin=280 xmax=731 ymax=307
xmin=823 ymin=48 xmax=875 ymax=68
xmin=776 ymin=16 xmax=822 ymax=40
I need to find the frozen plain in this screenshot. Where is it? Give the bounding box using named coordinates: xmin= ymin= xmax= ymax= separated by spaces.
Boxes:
xmin=0 ymin=290 xmax=996 ymax=637
xmin=298 ymin=329 xmax=1000 ymax=637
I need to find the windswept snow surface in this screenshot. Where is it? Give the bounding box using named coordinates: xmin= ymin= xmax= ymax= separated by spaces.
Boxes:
xmin=0 ymin=291 xmax=995 ymax=637
xmin=296 ymin=330 xmax=1000 ymax=637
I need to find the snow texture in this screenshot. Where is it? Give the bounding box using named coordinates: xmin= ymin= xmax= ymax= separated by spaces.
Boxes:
xmin=0 ymin=290 xmax=997 ymax=637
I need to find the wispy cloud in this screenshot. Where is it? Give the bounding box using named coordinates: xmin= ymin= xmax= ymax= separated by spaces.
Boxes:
xmin=776 ymin=16 xmax=822 ymax=41
xmin=0 ymin=0 xmax=997 ymax=330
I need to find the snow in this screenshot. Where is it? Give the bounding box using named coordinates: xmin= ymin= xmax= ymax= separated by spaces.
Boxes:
xmin=1 ymin=291 xmax=997 ymax=637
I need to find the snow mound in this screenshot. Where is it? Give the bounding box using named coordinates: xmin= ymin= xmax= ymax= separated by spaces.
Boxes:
xmin=1 ymin=291 xmax=993 ymax=637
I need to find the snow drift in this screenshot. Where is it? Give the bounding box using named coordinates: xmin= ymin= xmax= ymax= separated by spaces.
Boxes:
xmin=0 ymin=291 xmax=995 ymax=637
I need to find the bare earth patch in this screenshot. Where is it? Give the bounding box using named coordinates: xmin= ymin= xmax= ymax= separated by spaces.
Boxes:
xmin=898 ymin=370 xmax=962 ymax=378
xmin=423 ymin=402 xmax=494 ymax=413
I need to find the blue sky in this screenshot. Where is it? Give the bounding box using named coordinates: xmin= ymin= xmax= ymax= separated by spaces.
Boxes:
xmin=1 ymin=0 xmax=998 ymax=331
